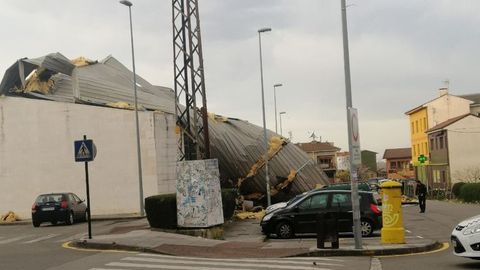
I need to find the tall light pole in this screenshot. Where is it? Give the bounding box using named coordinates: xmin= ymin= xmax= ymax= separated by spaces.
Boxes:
xmin=341 ymin=0 xmax=362 ymax=249
xmin=120 ymin=0 xmax=144 ymax=216
xmin=279 ymin=111 xmax=286 ymax=136
xmin=258 ymin=27 xmax=272 ymax=206
xmin=273 ymin=83 xmax=283 ymax=134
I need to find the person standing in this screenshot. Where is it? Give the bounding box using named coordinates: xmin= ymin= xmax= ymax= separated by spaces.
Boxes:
xmin=416 ymin=180 xmax=427 ymax=213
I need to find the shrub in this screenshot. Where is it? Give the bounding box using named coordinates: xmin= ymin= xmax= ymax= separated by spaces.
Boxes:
xmin=221 ymin=189 xmax=237 ymax=220
xmin=459 ymin=183 xmax=480 ymax=203
xmin=145 ymin=194 xmax=177 ymax=229
xmin=428 ymin=189 xmax=446 ymax=200
xmin=452 ymin=182 xmax=466 ymax=198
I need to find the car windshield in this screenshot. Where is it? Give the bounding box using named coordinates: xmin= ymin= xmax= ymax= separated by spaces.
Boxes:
xmin=36 ymin=194 xmax=64 ymax=203
xmin=286 ymin=192 xmax=309 ymax=206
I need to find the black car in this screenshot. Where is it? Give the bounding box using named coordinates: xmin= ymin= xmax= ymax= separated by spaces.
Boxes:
xmin=260 ymin=190 xmax=382 ymax=238
xmin=31 ymin=192 xmax=88 ymax=227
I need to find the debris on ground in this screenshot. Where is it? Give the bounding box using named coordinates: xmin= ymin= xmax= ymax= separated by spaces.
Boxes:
xmin=1 ymin=211 xmax=21 ymax=223
xmin=235 ymin=210 xmax=265 ymax=220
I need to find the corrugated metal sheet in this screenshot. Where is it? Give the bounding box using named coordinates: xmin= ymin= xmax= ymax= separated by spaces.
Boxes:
xmin=0 ymin=53 xmax=329 ymax=202
xmin=208 ymin=116 xmax=329 ymax=202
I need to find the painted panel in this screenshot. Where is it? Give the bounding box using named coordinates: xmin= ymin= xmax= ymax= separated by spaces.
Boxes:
xmin=176 ymin=159 xmax=224 ymax=228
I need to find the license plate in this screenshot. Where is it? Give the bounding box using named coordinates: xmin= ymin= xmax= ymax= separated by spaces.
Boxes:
xmin=42 ymin=207 xmax=54 ymax=211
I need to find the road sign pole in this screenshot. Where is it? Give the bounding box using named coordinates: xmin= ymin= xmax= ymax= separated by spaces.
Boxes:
xmin=83 ymin=135 xmax=92 ymax=239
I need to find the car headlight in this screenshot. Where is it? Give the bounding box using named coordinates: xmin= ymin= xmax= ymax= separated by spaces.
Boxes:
xmin=463 ymin=223 xmax=480 ymax=235
xmin=262 ymin=213 xmax=274 ymax=222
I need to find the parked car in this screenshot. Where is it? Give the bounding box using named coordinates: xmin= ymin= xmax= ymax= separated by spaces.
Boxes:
xmin=31 ymin=192 xmax=88 ymax=227
xmin=261 ymin=189 xmax=382 ymax=238
xmin=451 ymin=214 xmax=480 ymax=259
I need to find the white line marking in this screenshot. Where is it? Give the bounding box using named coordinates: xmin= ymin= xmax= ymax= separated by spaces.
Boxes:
xmin=90 ymin=268 xmax=132 ymax=270
xmin=370 ymin=257 xmax=382 ymax=270
xmin=23 ymin=234 xmax=58 ymax=243
xmin=109 ymin=262 xmax=255 ymax=270
xmin=137 ymin=253 xmax=342 ymax=266
xmin=55 ymin=233 xmax=87 ymax=242
xmin=405 ymin=230 xmax=411 ymax=233
xmin=122 ymin=257 xmax=332 ymax=270
xmin=0 ymin=235 xmax=32 ymax=244
xmin=417 ymin=236 xmax=424 ymax=239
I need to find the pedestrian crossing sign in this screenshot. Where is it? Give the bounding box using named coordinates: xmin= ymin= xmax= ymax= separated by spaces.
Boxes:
xmin=74 ymin=139 xmax=96 ymax=162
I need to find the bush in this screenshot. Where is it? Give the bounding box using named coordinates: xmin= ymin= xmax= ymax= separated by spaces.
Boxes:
xmin=452 ymin=182 xmax=466 ymax=198
xmin=459 ymin=183 xmax=480 ymax=203
xmin=221 ymin=189 xmax=237 ymax=220
xmin=428 ymin=189 xmax=447 ymax=200
xmin=145 ymin=194 xmax=177 ymax=229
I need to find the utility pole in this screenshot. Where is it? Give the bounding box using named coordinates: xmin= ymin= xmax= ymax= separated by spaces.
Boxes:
xmin=341 ymin=0 xmax=362 ymax=249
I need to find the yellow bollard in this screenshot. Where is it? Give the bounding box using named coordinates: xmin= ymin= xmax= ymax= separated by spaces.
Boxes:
xmin=380 ymin=180 xmax=405 ymax=244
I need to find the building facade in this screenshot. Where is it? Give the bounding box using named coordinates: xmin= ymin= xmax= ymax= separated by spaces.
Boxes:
xmin=382 ymin=148 xmax=415 ymax=179
xmin=296 ymin=140 xmax=340 ymax=182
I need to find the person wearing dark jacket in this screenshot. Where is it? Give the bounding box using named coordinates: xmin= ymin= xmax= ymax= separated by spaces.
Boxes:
xmin=415 ymin=180 xmax=427 ymax=213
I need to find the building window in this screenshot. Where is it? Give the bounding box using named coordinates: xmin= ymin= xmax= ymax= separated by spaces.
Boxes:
xmin=415 ymin=120 xmax=419 ymax=133
xmin=425 ymin=142 xmax=428 ymax=154
xmin=435 ymin=137 xmax=438 ymax=150
xmin=390 ymin=161 xmax=397 ymax=169
xmin=430 ymin=138 xmax=434 ymax=151
xmin=423 ymin=117 xmax=427 ymax=130
xmin=411 ymin=122 xmax=414 ymax=134
xmin=413 ymin=145 xmax=417 ymax=157
xmin=439 ymin=136 xmax=444 ymax=149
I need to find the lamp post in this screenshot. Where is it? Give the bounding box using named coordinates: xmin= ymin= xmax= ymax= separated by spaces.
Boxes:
xmin=273 ymin=83 xmax=283 ymax=134
xmin=279 ymin=112 xmax=286 ymax=136
xmin=120 ymin=0 xmax=144 ymax=217
xmin=258 ymin=27 xmax=272 ymax=206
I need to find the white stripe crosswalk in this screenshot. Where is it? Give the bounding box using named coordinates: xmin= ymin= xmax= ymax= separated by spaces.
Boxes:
xmin=0 ymin=233 xmax=83 ymax=244
xmin=90 ymin=253 xmax=347 ymax=270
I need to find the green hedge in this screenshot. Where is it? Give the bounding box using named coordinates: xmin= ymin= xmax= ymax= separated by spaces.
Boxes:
xmin=452 ymin=182 xmax=466 ymax=198
xmin=459 ymin=183 xmax=480 ymax=203
xmin=145 ymin=194 xmax=177 ymax=229
xmin=145 ymin=189 xmax=237 ymax=229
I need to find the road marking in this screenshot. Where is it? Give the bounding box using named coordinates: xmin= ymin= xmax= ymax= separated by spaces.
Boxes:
xmin=370 ymin=257 xmax=382 ymax=270
xmin=137 ymin=253 xmax=343 ymax=266
xmin=122 ymin=257 xmax=332 ymax=270
xmin=22 ymin=234 xmax=58 ymax=243
xmin=109 ymin=262 xmax=258 ymax=270
xmin=55 ymin=233 xmax=87 ymax=243
xmin=90 ymin=268 xmax=132 ymax=270
xmin=377 ymin=242 xmax=450 ymax=258
xmin=416 ymin=236 xmax=424 ymax=239
xmin=405 ymin=230 xmax=411 ymax=233
xmin=0 ymin=235 xmax=32 ymax=244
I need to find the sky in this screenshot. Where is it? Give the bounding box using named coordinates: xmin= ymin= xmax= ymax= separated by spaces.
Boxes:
xmin=1 ymin=0 xmax=480 ymax=159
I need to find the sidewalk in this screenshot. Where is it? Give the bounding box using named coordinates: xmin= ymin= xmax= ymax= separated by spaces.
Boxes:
xmin=70 ymin=218 xmax=442 ymax=258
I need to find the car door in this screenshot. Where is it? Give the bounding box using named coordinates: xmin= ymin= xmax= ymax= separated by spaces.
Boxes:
xmin=331 ymin=192 xmax=353 ymax=232
xmin=293 ymin=193 xmax=329 ymax=234
xmin=73 ymin=193 xmax=87 ymax=216
xmin=68 ymin=193 xmax=81 ymax=219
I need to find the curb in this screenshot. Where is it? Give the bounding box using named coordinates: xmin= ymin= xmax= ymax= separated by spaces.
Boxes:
xmin=70 ymin=239 xmax=444 ymax=258
xmin=296 ymin=241 xmax=444 ymax=257
xmin=0 ymin=215 xmax=144 ymax=226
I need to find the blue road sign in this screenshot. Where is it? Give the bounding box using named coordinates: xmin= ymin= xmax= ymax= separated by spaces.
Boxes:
xmin=74 ymin=139 xmax=96 ymax=162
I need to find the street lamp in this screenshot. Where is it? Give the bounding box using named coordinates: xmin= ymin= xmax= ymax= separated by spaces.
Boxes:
xmin=120 ymin=0 xmax=144 ymax=217
xmin=258 ymin=27 xmax=272 ymax=206
xmin=279 ymin=111 xmax=286 ymax=136
xmin=273 ymin=83 xmax=283 ymax=134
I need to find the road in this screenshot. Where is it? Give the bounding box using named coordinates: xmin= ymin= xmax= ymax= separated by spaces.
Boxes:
xmin=0 ymin=200 xmax=479 ymax=270
xmin=380 ymin=200 xmax=480 ymax=270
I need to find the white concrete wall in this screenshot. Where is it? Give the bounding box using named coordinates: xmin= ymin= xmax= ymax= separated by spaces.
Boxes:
xmin=0 ymin=96 xmax=175 ymax=219
xmin=447 ymin=115 xmax=480 ymax=184
xmin=426 ymin=95 xmax=471 ymax=127
xmin=153 ymin=112 xmax=177 ymax=194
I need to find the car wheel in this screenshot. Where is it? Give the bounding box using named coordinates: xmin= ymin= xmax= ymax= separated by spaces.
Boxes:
xmin=276 ymin=222 xmax=293 ymax=239
xmin=32 ymin=221 xmax=40 ymax=227
xmin=361 ymin=219 xmax=373 ymax=237
xmin=65 ymin=211 xmax=74 ymax=225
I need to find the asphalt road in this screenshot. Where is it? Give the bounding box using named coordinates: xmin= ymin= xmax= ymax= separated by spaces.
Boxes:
xmin=380 ymin=200 xmax=480 ymax=270
xmin=1 ymin=200 xmax=479 ymax=270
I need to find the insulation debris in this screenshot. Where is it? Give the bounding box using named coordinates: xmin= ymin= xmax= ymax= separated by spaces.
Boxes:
xmin=71 ymin=56 xmax=97 ymax=67
xmin=24 ymin=68 xmax=55 ymax=94
xmin=235 ymin=210 xmax=265 ymax=220
xmin=1 ymin=211 xmax=20 ymax=223
xmin=106 ymin=101 xmax=134 ymax=110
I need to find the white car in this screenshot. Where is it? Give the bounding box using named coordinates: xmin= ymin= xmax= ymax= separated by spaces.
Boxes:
xmin=451 ymin=214 xmax=480 ymax=259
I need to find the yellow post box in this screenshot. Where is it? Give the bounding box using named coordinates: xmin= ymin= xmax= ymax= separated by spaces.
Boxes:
xmin=380 ymin=180 xmax=405 ymax=244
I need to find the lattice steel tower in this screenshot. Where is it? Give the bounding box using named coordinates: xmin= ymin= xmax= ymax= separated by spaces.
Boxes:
xmin=172 ymin=0 xmax=210 ymax=161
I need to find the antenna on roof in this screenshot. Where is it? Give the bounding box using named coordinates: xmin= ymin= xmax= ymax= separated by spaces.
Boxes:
xmin=443 ymin=79 xmax=450 ymax=90
xmin=309 ymin=131 xmax=319 ymax=142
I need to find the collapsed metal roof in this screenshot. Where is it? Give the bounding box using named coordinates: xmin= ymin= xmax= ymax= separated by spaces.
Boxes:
xmin=0 ymin=53 xmax=329 ymax=202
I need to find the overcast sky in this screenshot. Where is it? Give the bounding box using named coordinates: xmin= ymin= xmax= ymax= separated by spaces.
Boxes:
xmin=1 ymin=1 xmax=479 ymax=158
